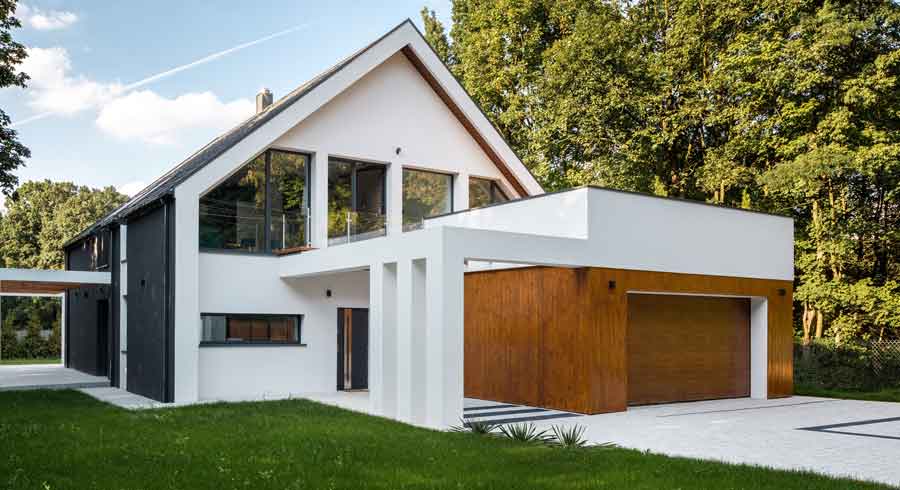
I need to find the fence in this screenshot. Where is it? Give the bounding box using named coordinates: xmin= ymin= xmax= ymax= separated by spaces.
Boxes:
xmin=871 ymin=339 xmax=900 ymax=376
xmin=794 ymin=339 xmax=900 ymax=391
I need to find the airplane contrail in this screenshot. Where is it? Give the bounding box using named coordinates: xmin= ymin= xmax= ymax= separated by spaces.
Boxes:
xmin=123 ymin=24 xmax=306 ymax=91
xmin=12 ymin=24 xmax=307 ymax=128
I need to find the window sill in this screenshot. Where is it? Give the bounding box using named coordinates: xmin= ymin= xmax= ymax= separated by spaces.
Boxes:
xmin=199 ymin=342 xmax=307 ymax=348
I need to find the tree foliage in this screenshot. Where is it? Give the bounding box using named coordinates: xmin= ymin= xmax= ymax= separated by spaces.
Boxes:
xmin=0 ymin=0 xmax=30 ymax=194
xmin=423 ymin=0 xmax=900 ymax=343
xmin=0 ymin=180 xmax=128 ymax=269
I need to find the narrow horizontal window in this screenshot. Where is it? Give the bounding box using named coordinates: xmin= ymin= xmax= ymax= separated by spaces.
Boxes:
xmin=200 ymin=314 xmax=302 ymax=345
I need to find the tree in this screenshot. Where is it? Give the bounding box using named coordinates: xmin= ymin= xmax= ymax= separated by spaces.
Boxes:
xmin=0 ymin=0 xmax=30 ymax=195
xmin=423 ymin=0 xmax=900 ymax=343
xmin=0 ymin=180 xmax=128 ymax=269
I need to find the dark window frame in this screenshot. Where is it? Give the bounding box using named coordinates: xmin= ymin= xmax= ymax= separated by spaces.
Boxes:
xmin=199 ymin=312 xmax=305 ymax=346
xmin=401 ymin=167 xmax=454 ymax=231
xmin=198 ymin=148 xmax=311 ymax=254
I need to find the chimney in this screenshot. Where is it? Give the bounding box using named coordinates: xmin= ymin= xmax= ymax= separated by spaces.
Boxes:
xmin=256 ymin=88 xmax=273 ymax=113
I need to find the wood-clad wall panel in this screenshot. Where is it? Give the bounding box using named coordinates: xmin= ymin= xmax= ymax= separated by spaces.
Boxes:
xmin=464 ymin=266 xmax=793 ymax=414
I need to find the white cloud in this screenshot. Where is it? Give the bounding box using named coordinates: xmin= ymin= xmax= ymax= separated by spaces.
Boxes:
xmin=16 ymin=4 xmax=79 ymax=31
xmin=117 ymin=181 xmax=146 ymax=197
xmin=96 ymin=90 xmax=253 ymax=144
xmin=19 ymin=46 xmax=123 ymax=116
xmin=18 ymin=46 xmax=252 ymax=144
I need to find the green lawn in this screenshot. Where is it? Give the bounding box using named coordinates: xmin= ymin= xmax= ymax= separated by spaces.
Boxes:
xmin=796 ymin=384 xmax=900 ymax=403
xmin=0 ymin=357 xmax=60 ymax=366
xmin=0 ymin=390 xmax=889 ymax=490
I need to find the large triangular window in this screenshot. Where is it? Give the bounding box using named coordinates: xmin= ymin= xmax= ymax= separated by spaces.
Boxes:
xmin=199 ymin=150 xmax=309 ymax=253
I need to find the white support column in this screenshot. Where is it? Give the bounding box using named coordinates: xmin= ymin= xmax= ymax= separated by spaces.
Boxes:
xmin=387 ymin=161 xmax=403 ymax=236
xmin=311 ymin=151 xmax=330 ymax=249
xmin=425 ymin=247 xmax=465 ymax=428
xmin=173 ymin=185 xmax=200 ymax=403
xmin=368 ymin=263 xmax=384 ymax=414
xmin=410 ymin=258 xmax=428 ymax=425
xmin=395 ymin=259 xmax=414 ymax=422
xmin=380 ymin=262 xmax=398 ymax=418
xmin=119 ymin=224 xmax=128 ymax=389
xmin=750 ymin=297 xmax=769 ymax=399
xmin=455 ymin=172 xmax=469 ymax=213
xmin=59 ymin=293 xmax=64 ymax=366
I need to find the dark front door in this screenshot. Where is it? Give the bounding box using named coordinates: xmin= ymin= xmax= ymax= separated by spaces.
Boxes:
xmin=96 ymin=299 xmax=109 ymax=377
xmin=337 ymin=308 xmax=369 ymax=390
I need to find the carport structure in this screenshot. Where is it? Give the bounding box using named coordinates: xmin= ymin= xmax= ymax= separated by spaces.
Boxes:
xmin=0 ymin=267 xmax=111 ymax=366
xmin=278 ymin=186 xmax=795 ymax=429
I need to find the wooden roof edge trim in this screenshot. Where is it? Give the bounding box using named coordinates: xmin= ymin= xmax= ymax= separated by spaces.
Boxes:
xmin=399 ymin=46 xmax=530 ymax=198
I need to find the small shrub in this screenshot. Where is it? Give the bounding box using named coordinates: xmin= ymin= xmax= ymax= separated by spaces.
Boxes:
xmin=449 ymin=419 xmax=498 ymax=434
xmin=498 ymin=423 xmax=550 ymax=444
xmin=793 ymin=340 xmax=900 ymax=391
xmin=550 ymin=424 xmax=588 ymax=448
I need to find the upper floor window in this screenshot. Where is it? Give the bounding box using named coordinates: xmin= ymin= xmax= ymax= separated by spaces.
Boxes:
xmin=469 ymin=177 xmax=509 ymax=209
xmin=328 ymin=158 xmax=386 ymax=245
xmin=199 ymin=150 xmax=309 ymax=253
xmin=402 ymin=168 xmax=453 ymax=231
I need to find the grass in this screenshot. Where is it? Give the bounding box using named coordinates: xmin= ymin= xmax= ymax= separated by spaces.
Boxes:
xmin=0 ymin=390 xmax=891 ymax=490
xmin=796 ymin=384 xmax=900 ymax=403
xmin=0 ymin=357 xmax=60 ymax=366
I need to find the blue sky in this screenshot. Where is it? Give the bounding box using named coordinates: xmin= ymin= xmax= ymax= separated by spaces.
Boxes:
xmin=2 ymin=1 xmax=451 ymax=200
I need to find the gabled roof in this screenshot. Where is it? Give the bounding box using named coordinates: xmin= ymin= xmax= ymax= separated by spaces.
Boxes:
xmin=66 ymin=19 xmax=541 ymax=247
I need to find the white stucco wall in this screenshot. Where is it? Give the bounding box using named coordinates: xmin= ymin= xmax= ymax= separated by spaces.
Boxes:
xmin=586 ymin=188 xmax=794 ymax=281
xmin=197 ymin=253 xmax=368 ymax=400
xmin=273 ymin=52 xmax=515 ymax=195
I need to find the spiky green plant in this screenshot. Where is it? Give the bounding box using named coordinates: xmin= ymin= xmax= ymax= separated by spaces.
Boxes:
xmin=498 ymin=423 xmax=550 ymax=443
xmin=550 ymin=424 xmax=588 ymax=448
xmin=449 ymin=418 xmax=498 ymax=434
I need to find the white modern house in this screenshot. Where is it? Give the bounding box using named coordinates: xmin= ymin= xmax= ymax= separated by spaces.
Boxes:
xmin=60 ymin=20 xmax=795 ymax=429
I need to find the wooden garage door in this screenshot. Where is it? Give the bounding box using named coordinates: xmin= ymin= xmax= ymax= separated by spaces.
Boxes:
xmin=627 ymin=294 xmax=750 ymax=405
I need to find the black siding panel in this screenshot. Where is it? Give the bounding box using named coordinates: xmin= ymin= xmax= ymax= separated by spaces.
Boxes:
xmin=109 ymin=226 xmax=121 ymax=387
xmin=126 ymin=200 xmax=175 ymax=402
xmin=64 ymin=237 xmax=113 ymax=377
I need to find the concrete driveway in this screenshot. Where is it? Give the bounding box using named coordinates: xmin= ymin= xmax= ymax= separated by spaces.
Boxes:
xmin=0 ymin=364 xmax=107 ymax=391
xmin=539 ymin=396 xmax=899 ymax=486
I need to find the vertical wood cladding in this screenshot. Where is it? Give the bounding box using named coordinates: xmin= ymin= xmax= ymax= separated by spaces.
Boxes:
xmin=464 ymin=266 xmax=793 ymax=414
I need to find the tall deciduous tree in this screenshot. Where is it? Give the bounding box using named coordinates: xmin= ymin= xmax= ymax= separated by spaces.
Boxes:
xmin=0 ymin=0 xmax=30 ymax=194
xmin=0 ymin=181 xmax=128 ymax=269
xmin=423 ymin=0 xmax=900 ymax=342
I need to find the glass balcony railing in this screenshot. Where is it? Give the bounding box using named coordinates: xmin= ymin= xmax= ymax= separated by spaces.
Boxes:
xmin=328 ymin=210 xmax=387 ymax=246
xmin=270 ymin=208 xmax=310 ymax=251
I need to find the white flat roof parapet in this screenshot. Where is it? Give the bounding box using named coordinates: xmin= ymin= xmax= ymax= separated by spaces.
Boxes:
xmin=0 ymin=268 xmax=111 ymax=285
xmin=425 ymin=187 xmax=589 ymax=239
xmin=281 ymin=186 xmax=794 ymax=282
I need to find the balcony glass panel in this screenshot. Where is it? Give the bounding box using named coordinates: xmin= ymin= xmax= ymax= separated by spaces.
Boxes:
xmin=269 ymin=150 xmax=309 ymax=251
xmin=328 ymin=159 xmax=387 ymax=245
xmin=469 ymin=177 xmax=509 ymax=209
xmin=402 ymin=168 xmax=452 ymax=231
xmin=199 ymin=155 xmax=266 ymax=252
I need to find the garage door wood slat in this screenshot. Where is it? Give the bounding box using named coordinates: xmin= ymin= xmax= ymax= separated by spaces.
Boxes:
xmin=626 ymin=294 xmax=750 ymax=406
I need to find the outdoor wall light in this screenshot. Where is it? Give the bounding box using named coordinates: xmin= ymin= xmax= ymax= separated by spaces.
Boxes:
xmin=395 ymin=147 xmax=402 ymax=155
xmin=326 ymin=289 xmax=332 ymax=298
xmin=608 ymin=280 xmax=616 ymax=290
xmin=778 ymin=288 xmax=787 ymax=296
